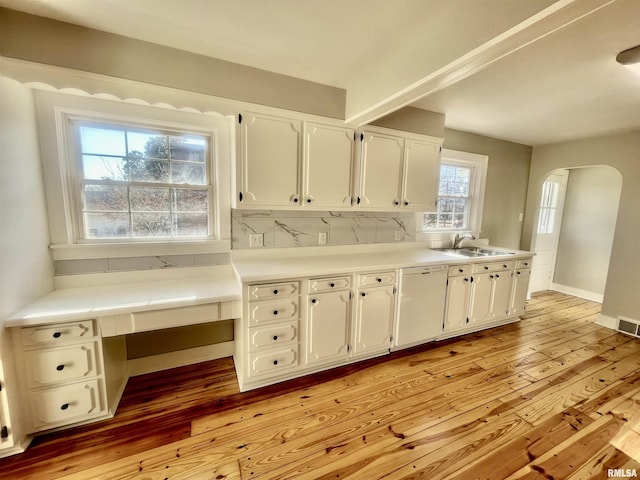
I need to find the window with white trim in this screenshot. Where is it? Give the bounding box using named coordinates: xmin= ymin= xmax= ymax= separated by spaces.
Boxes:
xmin=422 ymin=149 xmax=487 ymax=234
xmin=71 ymin=120 xmax=213 ymax=240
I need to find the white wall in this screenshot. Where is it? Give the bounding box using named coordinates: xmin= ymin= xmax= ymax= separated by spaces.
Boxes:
xmin=523 ymin=131 xmax=640 ymax=323
xmin=0 ymin=75 xmax=53 ymax=319
xmin=553 ymin=166 xmax=621 ymax=298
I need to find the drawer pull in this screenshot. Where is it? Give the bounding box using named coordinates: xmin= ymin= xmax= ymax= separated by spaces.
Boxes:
xmin=273 ymin=289 xmax=279 ymax=295
xmin=329 ymin=282 xmax=335 ymax=288
xmin=52 ymin=332 xmax=62 ymax=339
xmin=376 ymin=277 xmax=382 ymax=283
xmin=273 ymin=360 xmax=279 ymax=366
xmin=273 ymin=310 xmax=279 ymax=316
xmin=459 ymin=269 xmax=464 ymax=273
xmin=273 ymin=335 xmax=279 ymax=341
xmin=484 ymin=266 xmax=489 ymax=270
xmin=56 ymin=364 xmax=65 ymax=372
xmin=503 ymin=264 xmax=507 ymax=268
xmin=60 ymin=403 xmax=70 ymax=411
xmin=496 ymin=274 xmax=500 ymax=278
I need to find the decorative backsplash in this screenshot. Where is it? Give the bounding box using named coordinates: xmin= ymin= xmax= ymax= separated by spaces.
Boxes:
xmin=232 ymin=210 xmax=417 ymax=249
xmin=54 ymin=252 xmax=230 ymax=276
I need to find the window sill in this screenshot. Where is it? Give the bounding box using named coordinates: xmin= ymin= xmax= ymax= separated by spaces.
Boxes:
xmin=50 ymin=239 xmax=231 ymax=261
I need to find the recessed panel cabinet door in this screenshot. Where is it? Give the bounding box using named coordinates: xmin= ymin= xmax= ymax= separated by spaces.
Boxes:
xmin=402 ymin=139 xmax=440 ymax=210
xmin=353 ymin=286 xmax=394 ymax=356
xmin=469 ymin=274 xmax=493 ymax=325
xmin=444 ymin=276 xmax=471 ymax=332
xmin=304 ymin=123 xmax=355 ymax=208
xmin=510 ymin=269 xmax=531 ymax=315
xmin=239 ymin=113 xmax=302 ymax=207
xmin=490 ymin=272 xmax=512 ymax=320
xmin=306 ymin=292 xmax=350 ymax=366
xmin=359 ymin=131 xmax=403 ymax=209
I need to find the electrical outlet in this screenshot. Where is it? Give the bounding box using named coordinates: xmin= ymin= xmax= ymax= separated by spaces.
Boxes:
xmin=318 ymin=232 xmax=328 ymax=245
xmin=394 ymin=230 xmax=403 ymax=241
xmin=249 ymin=233 xmax=264 ymax=248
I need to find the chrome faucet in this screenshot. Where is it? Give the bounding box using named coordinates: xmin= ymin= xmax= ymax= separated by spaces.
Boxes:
xmin=453 ymin=232 xmax=476 ymax=249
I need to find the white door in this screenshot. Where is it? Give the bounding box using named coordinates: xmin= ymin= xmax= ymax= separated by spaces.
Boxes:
xmin=489 ymin=273 xmax=512 ymax=320
xmin=239 ymin=112 xmax=302 ymax=207
xmin=401 ymin=139 xmax=441 ymax=211
xmin=352 ymin=286 xmax=395 ymax=356
xmin=529 ymin=170 xmax=569 ymax=293
xmin=444 ymin=276 xmax=471 ymax=332
xmin=303 ymin=123 xmax=355 ymax=209
xmin=358 ymin=131 xmax=404 ymax=209
xmin=306 ymin=291 xmax=350 ymax=366
xmin=468 ymin=273 xmax=493 ymax=325
xmin=510 ymin=269 xmax=531 ymax=315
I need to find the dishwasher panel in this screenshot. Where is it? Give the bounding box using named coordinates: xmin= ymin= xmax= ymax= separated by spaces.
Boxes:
xmin=394 ymin=265 xmax=448 ymax=349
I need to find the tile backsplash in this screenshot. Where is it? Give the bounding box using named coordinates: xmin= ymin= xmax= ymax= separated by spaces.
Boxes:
xmin=232 ymin=210 xmax=417 ymax=249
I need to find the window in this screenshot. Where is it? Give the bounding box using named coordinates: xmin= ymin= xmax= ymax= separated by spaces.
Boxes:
xmin=537 ymin=179 xmax=560 ymax=234
xmin=72 ymin=121 xmax=212 ymax=240
xmin=422 ymin=149 xmax=487 ymax=234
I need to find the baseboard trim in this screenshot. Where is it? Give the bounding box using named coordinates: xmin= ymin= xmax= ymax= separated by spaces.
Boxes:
xmin=128 ymin=341 xmax=235 ymax=377
xmin=550 ymin=283 xmax=603 ymax=303
xmin=595 ymin=314 xmax=617 ymax=330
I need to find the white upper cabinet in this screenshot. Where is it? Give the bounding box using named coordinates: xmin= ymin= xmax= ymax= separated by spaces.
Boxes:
xmin=402 ymin=139 xmax=440 ymax=210
xmin=238 ymin=112 xmax=303 ymax=208
xmin=304 ymin=123 xmax=355 ymax=209
xmin=357 ymin=127 xmax=442 ymax=211
xmin=238 ymin=112 xmax=356 ymax=210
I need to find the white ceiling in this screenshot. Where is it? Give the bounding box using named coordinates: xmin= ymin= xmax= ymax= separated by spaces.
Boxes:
xmin=1 ymin=0 xmax=639 ymax=146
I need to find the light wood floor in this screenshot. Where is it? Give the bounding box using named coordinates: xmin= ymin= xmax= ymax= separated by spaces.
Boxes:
xmin=2 ymin=291 xmax=640 ymax=480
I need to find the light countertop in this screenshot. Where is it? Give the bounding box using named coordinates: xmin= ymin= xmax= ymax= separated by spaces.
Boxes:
xmin=232 ymin=244 xmax=533 ymax=283
xmin=7 ymin=265 xmax=241 ymax=328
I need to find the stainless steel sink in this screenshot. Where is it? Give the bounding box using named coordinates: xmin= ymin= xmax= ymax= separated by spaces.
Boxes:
xmin=430 ymin=247 xmax=515 ymax=257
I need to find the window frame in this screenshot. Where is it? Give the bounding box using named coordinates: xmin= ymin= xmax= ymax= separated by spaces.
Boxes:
xmin=35 ymin=90 xmax=232 ymax=260
xmin=419 ymin=148 xmax=487 ymax=240
xmin=69 ymin=118 xmax=216 ymax=242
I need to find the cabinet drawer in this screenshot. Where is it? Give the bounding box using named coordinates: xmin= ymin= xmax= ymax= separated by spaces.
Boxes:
xmin=248 ymin=346 xmax=298 ymax=378
xmin=133 ymin=303 xmax=220 ymax=333
xmin=249 ymin=282 xmax=299 ymax=300
xmin=448 ymin=264 xmax=472 ymax=276
xmin=516 ymin=258 xmax=532 ymax=269
xmin=358 ymin=271 xmax=396 ymax=287
xmin=309 ymin=276 xmax=351 ymax=293
xmin=248 ymin=299 xmax=299 ymax=326
xmin=473 ymin=261 xmax=515 ymax=274
xmin=20 ymin=320 xmax=95 ymax=347
xmin=25 ymin=342 xmax=99 ymax=388
xmin=29 ymin=379 xmax=104 ymax=429
xmin=248 ymin=322 xmax=298 ymax=352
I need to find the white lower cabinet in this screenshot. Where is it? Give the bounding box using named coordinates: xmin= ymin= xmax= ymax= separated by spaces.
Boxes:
xmin=306 ymin=288 xmax=351 ymax=366
xmin=444 ymin=266 xmax=472 ymax=333
xmin=510 ymin=267 xmax=531 ymax=315
xmin=11 ymin=320 xmax=120 ymax=434
xmin=352 ymin=272 xmax=396 ymax=357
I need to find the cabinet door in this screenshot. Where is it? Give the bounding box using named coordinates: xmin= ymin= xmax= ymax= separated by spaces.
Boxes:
xmin=469 ymin=274 xmax=493 ymax=325
xmin=358 ymin=131 xmax=403 ymax=209
xmin=402 ymin=139 xmax=440 ymax=210
xmin=510 ymin=269 xmax=530 ymax=315
xmin=304 ymin=123 xmax=355 ymax=209
xmin=353 ymin=286 xmax=395 ymax=356
xmin=239 ymin=113 xmax=302 ymax=207
xmin=306 ymin=291 xmax=351 ymax=366
xmin=444 ymin=276 xmax=471 ymax=332
xmin=490 ymin=272 xmax=512 ymax=320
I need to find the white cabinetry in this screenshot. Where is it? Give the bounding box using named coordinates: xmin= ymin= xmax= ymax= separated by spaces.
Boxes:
xmin=358 ymin=127 xmax=441 ymax=211
xmin=238 ymin=112 xmax=355 ymax=209
xmin=444 ymin=265 xmax=473 ymax=333
xmin=242 ymin=281 xmax=301 ymax=384
xmin=510 ymin=259 xmax=532 ymax=316
xmin=12 ymin=320 xmax=124 ymax=434
xmin=352 ymin=272 xmax=396 ymax=357
xmin=306 ymin=276 xmax=352 ymax=367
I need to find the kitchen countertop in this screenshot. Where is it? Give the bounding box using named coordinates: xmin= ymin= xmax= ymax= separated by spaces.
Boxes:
xmin=6 ymin=265 xmax=241 ymax=328
xmin=232 ymin=244 xmax=533 ymax=283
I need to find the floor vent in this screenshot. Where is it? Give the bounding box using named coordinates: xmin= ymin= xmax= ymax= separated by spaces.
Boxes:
xmin=618 ymin=317 xmax=640 ymax=337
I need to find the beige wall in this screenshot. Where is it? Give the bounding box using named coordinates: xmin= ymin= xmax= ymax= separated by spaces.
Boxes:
xmin=0 ymin=76 xmax=53 ymax=321
xmin=523 ymin=131 xmax=640 ymax=321
xmin=553 ymin=166 xmax=621 ymax=297
xmin=443 ymin=128 xmax=532 ymax=249
xmin=371 ymin=107 xmax=445 ymax=138
xmin=0 ymin=7 xmax=345 ymax=119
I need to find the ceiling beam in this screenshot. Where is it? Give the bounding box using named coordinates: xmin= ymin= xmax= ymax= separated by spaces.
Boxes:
xmin=345 ymin=0 xmax=616 ymax=126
